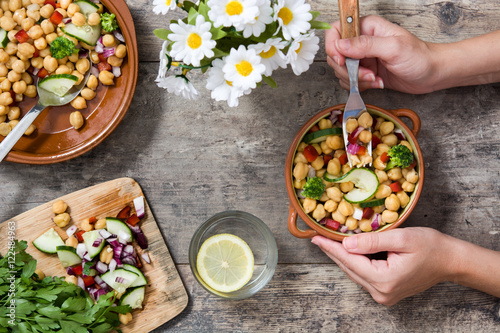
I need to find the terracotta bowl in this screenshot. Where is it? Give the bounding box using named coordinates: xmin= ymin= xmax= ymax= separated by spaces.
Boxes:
xmin=2 ymin=0 xmax=138 ymax=164
xmin=285 ymin=104 xmax=425 ymax=241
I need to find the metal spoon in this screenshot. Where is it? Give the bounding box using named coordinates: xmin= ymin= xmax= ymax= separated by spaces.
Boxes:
xmin=0 ymin=62 xmax=91 ymax=162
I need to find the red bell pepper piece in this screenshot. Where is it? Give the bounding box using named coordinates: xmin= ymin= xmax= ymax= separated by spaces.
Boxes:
xmin=14 ymin=30 xmax=29 ymax=43
xmin=72 ymin=265 xmax=83 ymax=275
xmin=390 ymin=182 xmax=403 ymax=193
xmin=303 ymin=145 xmax=319 ymax=163
xmin=380 ymin=152 xmax=390 ymax=163
xmin=45 ymin=0 xmax=57 ymax=8
xmin=371 ymin=135 xmax=381 ymax=148
xmin=347 ymin=133 xmax=357 ymax=145
xmin=117 ymin=206 xmax=131 ymax=219
xmin=362 ymin=207 xmax=374 ymax=220
xmin=37 ymin=68 xmax=49 ymax=78
xmin=82 ymin=276 xmax=95 ymax=287
xmin=339 ymin=153 xmax=348 ymax=165
xmin=357 ymin=146 xmax=366 ymax=155
xmin=50 ymin=10 xmax=63 ymax=25
xmin=337 ymin=113 xmax=343 ymax=125
xmin=323 ymin=154 xmax=332 ymax=165
xmin=88 ymin=217 xmax=97 ymax=224
xmin=33 ymin=48 xmax=40 ymax=58
xmin=97 ymin=61 xmax=111 ymax=72
xmin=126 ymin=214 xmax=140 ymax=226
xmin=325 ymin=219 xmax=340 ymax=231
xmin=75 ymin=230 xmax=85 ymax=242
xmin=97 ymin=53 xmax=107 ymax=63
xmin=406 ymin=160 xmax=417 ymax=170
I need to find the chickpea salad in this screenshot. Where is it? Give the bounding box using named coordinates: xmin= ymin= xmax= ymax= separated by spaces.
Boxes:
xmin=292 ymin=109 xmax=419 ymax=234
xmin=0 ymin=0 xmax=128 ymax=137
xmin=31 ymin=196 xmax=150 ymax=327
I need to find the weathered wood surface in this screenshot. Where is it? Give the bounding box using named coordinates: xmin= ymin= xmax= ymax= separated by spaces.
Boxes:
xmin=1 ymin=0 xmax=500 ymax=331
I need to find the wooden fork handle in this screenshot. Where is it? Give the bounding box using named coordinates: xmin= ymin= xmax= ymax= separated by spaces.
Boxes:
xmin=338 ymin=0 xmax=360 ymax=39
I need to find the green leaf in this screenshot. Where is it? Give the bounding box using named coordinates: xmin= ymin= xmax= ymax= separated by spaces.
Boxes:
xmin=310 ymin=11 xmax=321 ymax=20
xmin=37 ymin=306 xmax=67 ymax=320
xmin=59 ymin=320 xmax=88 ymax=333
xmin=91 ymin=322 xmax=113 ymax=333
xmin=262 ymin=76 xmax=277 ymax=88
xmin=197 ymin=1 xmax=210 ymax=21
xmin=110 ymin=305 xmax=132 ymax=314
xmin=210 ymin=27 xmax=227 ymax=40
xmin=15 ymin=299 xmax=36 ymax=317
xmin=66 ymin=312 xmax=94 ymax=324
xmin=187 ymin=7 xmax=198 ymax=25
xmin=310 ymin=21 xmax=332 ymax=30
xmin=212 ymin=48 xmax=229 ymax=58
xmin=61 ymin=297 xmax=87 ymax=313
xmin=182 ymin=1 xmax=198 ymax=12
xmin=153 ymin=29 xmax=171 ymax=41
xmin=34 ymin=316 xmax=60 ymax=331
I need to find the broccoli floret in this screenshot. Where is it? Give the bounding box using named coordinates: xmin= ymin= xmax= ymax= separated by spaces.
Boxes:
xmin=100 ymin=12 xmax=118 ymax=32
xmin=302 ymin=177 xmax=325 ymax=200
xmin=385 ymin=144 xmax=414 ymax=170
xmin=50 ymin=37 xmax=76 ymax=59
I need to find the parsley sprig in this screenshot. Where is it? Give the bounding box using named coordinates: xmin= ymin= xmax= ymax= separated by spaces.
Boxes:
xmin=0 ymin=241 xmax=131 ymax=333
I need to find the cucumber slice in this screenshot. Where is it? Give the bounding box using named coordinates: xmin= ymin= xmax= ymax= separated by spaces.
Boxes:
xmin=101 ymin=268 xmax=139 ymax=294
xmin=123 ymin=264 xmax=147 ymax=287
xmin=38 ymin=74 xmax=78 ymax=97
xmin=32 ymin=228 xmax=65 ymax=254
xmin=303 ymin=128 xmax=342 ymax=144
xmin=0 ymin=28 xmax=8 ymax=48
xmin=106 ymin=217 xmax=133 ymax=240
xmin=326 ymin=168 xmax=379 ymax=203
xmin=73 ymin=0 xmax=99 ymax=16
xmin=61 ymin=23 xmax=101 ymax=46
xmin=119 ymin=286 xmax=145 ymax=309
xmin=360 ymin=198 xmax=386 ymax=208
xmin=56 ymin=245 xmax=82 ymax=267
xmin=82 ymin=230 xmax=105 ymax=259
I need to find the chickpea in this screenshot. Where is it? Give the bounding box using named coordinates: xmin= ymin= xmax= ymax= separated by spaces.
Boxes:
xmin=5 ymin=42 xmax=18 ymax=56
xmin=39 ymin=17 xmax=54 ymax=34
xmin=87 ymin=12 xmax=100 ymax=26
xmin=107 ymin=55 xmax=123 ymax=67
xmin=55 ymin=64 xmax=71 ymax=74
xmin=0 ymin=16 xmax=16 ymax=30
xmin=345 ymin=118 xmax=358 ymax=133
xmin=387 ymin=167 xmax=402 ymax=181
xmin=57 ymin=56 xmax=68 ymax=65
xmin=349 ymin=154 xmax=360 ymax=166
xmin=402 ymin=181 xmax=415 ymax=193
xmin=59 ymin=0 xmax=70 ymax=9
xmin=71 ymin=70 xmax=84 ymax=84
xmin=23 ymin=123 xmax=35 ymax=135
xmin=379 ymin=121 xmax=394 ymax=136
xmin=31 ymin=56 xmax=43 ymax=68
xmin=12 ymin=79 xmax=25 ymax=94
xmin=294 ymin=178 xmax=306 ymax=189
xmin=7 ymin=29 xmax=18 ymax=42
xmin=52 ymin=199 xmax=67 ymax=214
xmin=308 ymin=156 xmax=322 ymax=171
xmin=65 ymin=235 xmax=78 ymax=248
xmin=95 ymin=218 xmax=107 ymax=230
xmin=0 ymin=115 xmax=6 ymax=123
xmin=293 ymin=162 xmax=308 ymax=181
xmin=100 ymin=245 xmax=113 ymax=264
xmin=320 ymin=141 xmax=332 ymax=155
xmin=375 ymin=170 xmax=388 ymax=183
xmin=65 ymin=275 xmax=78 ymax=285
xmin=397 ymin=191 xmax=410 ymax=208
xmin=55 ymin=8 xmax=67 ymax=18
xmin=385 ymin=194 xmax=400 ymax=211
xmin=79 ymin=41 xmax=93 ymax=50
xmin=14 ymin=93 xmax=22 ymax=103
xmin=115 ymin=44 xmax=127 ymax=59
xmin=66 ymin=3 xmax=79 ymax=16
xmin=381 ymin=134 xmax=398 ymax=147
xmin=27 ymin=24 xmax=43 ymax=39
xmin=96 ymin=3 xmax=103 ymax=13
xmin=12 ymin=59 xmax=25 ymax=73
xmin=43 ymin=56 xmax=58 ymax=72
xmin=0 ymin=49 xmax=8 ymax=63
xmin=71 ymin=11 xmax=85 ymax=26
xmin=338 ymin=199 xmax=354 ymax=217
xmin=359 ymin=219 xmax=372 ymax=232
xmin=45 ymin=32 xmax=57 ymax=44
xmin=34 ymin=268 xmax=45 ymax=280
xmin=24 ymin=84 xmax=36 ymax=97
xmin=69 ymin=110 xmax=84 ymax=129
xmin=343 ymin=163 xmax=353 ymax=174
xmin=373 ymin=156 xmax=387 ymax=171
xmin=302 ymin=198 xmax=317 ymax=214
xmin=119 ymin=313 xmax=133 ymax=325
xmin=54 ymin=213 xmax=71 ymax=228
xmin=102 ymin=34 xmax=115 ymax=47
xmin=0 ymin=106 xmax=8 ymax=116
xmin=20 ymin=17 xmax=34 ymax=31
xmin=34 ymin=37 xmax=47 ymax=50
xmin=7 ymin=106 xmax=19 ymax=119
xmin=98 ymin=70 xmax=114 ymax=85
xmin=0 ymin=122 xmax=10 ymax=136
xmin=68 ymin=52 xmax=78 ymax=63
xmin=21 ymin=72 xmax=32 ymax=84
xmin=399 ymin=140 xmax=413 ymax=153
xmin=8 ymin=119 xmax=19 ymax=129
xmin=326 ymin=157 xmax=341 ymax=176
xmin=375 ymin=184 xmax=391 ymax=199
xmin=374 ymin=143 xmax=390 ymax=156
xmin=75 ymin=58 xmax=89 ymax=75
xmin=331 ymin=210 xmax=346 ymax=224
xmin=358 ymin=112 xmax=373 ymax=128
xmin=90 ymin=50 xmax=100 ymax=64
xmin=39 ymin=3 xmax=53 ymax=18
xmin=79 ymin=87 xmax=95 ymax=101
xmin=294 ymin=152 xmax=307 ymax=165
xmin=79 ymin=218 xmax=93 ymax=231
xmin=86 ymin=74 xmax=98 ymax=90
xmin=355 ymin=131 xmax=370 ymax=145
xmin=318 ymin=118 xmax=332 ymax=130
xmin=13 ymin=8 xmax=25 ymax=25
xmin=39 ymin=47 xmax=51 ymax=58
xmin=0 ymin=91 xmax=13 ymax=105
xmin=0 ymin=1 xmax=7 ymax=12
xmin=7 ymin=70 xmax=21 ymax=82
xmin=345 ymin=217 xmax=358 ymax=230
xmin=324 ymin=200 xmax=338 ymax=213
xmin=382 ymin=210 xmax=399 ymax=224
xmin=0 ymin=79 xmax=10 ymax=92
xmin=340 ymin=181 xmax=354 ymax=193
xmin=326 ymin=186 xmax=342 ymax=202
xmin=312 ymin=203 xmax=326 ymax=222
xmin=405 ymin=169 xmax=419 ymax=183
xmin=326 ymin=135 xmax=343 ymax=150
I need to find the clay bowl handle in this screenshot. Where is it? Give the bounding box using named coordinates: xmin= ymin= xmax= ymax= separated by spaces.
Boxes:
xmin=288 ymin=204 xmax=318 ymax=239
xmin=389 ymin=108 xmax=421 ymax=137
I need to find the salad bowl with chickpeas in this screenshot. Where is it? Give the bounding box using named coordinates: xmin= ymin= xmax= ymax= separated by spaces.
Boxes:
xmin=285 ymin=104 xmax=424 ymax=242
xmin=0 ymin=0 xmax=137 ymax=164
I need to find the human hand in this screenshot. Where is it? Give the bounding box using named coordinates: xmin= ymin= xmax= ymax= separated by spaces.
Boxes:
xmin=311 ymin=228 xmax=456 ymax=305
xmin=326 ymin=15 xmax=439 ymax=94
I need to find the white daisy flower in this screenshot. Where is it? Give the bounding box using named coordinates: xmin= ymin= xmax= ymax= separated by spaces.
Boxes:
xmin=157 ymin=75 xmax=199 ymax=100
xmin=223 ymin=45 xmax=266 ymax=90
xmin=241 ymin=0 xmax=273 ymax=38
xmin=207 ymin=0 xmax=260 ymax=31
xmin=206 ymin=59 xmax=249 ymax=107
xmin=287 ymin=32 xmax=320 ymax=76
xmin=249 ymin=38 xmax=287 ymax=76
xmin=168 ymin=15 xmax=216 ymax=67
xmin=153 ymin=0 xmax=177 ymax=15
xmin=273 ymin=0 xmax=312 ymax=40
xmin=156 ymin=41 xmax=170 ymax=82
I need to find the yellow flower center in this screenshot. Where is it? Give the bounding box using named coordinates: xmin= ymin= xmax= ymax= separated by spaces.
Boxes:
xmin=296 ymin=42 xmax=303 ymax=54
xmin=226 ymin=1 xmax=243 ymax=16
xmin=278 ymin=7 xmax=293 ymax=25
xmin=260 ymin=46 xmax=276 ymax=59
xmin=226 ymin=80 xmax=233 ymax=86
xmin=235 ymin=60 xmax=253 ymax=77
xmin=166 ymin=0 xmax=171 ymax=5
xmin=187 ymin=33 xmax=202 ymax=49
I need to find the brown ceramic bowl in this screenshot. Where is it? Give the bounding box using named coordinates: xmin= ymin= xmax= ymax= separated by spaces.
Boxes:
xmin=285 ymin=104 xmax=424 ymax=241
xmin=1 ymin=0 xmax=138 ymax=164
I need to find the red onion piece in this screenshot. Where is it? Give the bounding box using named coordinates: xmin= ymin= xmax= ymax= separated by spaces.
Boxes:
xmin=296 ymin=189 xmax=305 ymax=199
xmin=135 ymin=232 xmax=148 ymax=249
xmin=66 ymin=266 xmax=76 ymax=276
xmin=109 ymin=258 xmax=117 ymax=272
xmin=99 ymin=229 xmax=112 ymax=239
xmin=123 ymin=245 xmax=134 ymax=255
xmin=133 ymin=196 xmax=145 ymax=219
xmin=353 ymin=228 xmax=362 ymax=234
xmin=96 ymin=261 xmax=108 ymax=274
xmin=329 ymin=110 xmax=342 ymax=125
xmin=113 ymin=30 xmax=125 ymax=43
xmin=95 ymin=36 xmax=104 ymax=53
xmin=371 ymin=213 xmax=381 ymax=231
xmin=121 ymin=256 xmax=137 ymax=266
xmin=115 ymin=276 xmax=127 ymax=284
xmin=141 ymin=252 xmax=151 ymax=264
xmin=339 ymin=225 xmax=349 ymax=233
xmin=108 ymin=239 xmax=120 ymax=248
xmin=66 ymin=225 xmax=77 ymax=238
xmin=83 ymin=252 xmax=91 ymax=261
xmin=352 ymin=207 xmax=363 ymax=220
xmin=346 ymin=143 xmax=360 ymax=155
xmin=102 ymin=47 xmax=115 ymax=58
xmin=79 ymin=49 xmax=89 ymax=58
xmin=318 ymin=218 xmax=327 ymax=225
xmin=394 ymin=129 xmax=406 ymax=140
xmin=112 ymin=66 xmax=121 ymax=77
xmin=118 ymin=230 xmax=131 ymax=243
xmin=307 ymin=165 xmax=316 ymax=178
xmin=351 ymin=126 xmax=364 ymax=138
xmin=92 ymin=238 xmax=103 ymax=247
xmin=62 ymin=17 xmax=72 ymax=24
xmin=113 ymin=244 xmax=123 ymax=258
xmin=77 ymin=276 xmax=85 ymax=289
xmin=32 ymin=67 xmax=39 ymax=76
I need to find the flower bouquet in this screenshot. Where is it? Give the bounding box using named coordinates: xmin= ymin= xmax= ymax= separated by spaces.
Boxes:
xmin=153 ymin=0 xmax=330 ymax=106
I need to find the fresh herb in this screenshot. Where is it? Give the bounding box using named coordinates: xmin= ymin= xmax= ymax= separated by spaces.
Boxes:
xmin=50 ymin=36 xmax=76 ymax=59
xmin=0 ymin=240 xmax=131 ymax=332
xmin=302 ymin=177 xmax=326 ymax=200
xmin=385 ymin=144 xmax=414 ymax=170
xmin=100 ymin=13 xmax=118 ymax=32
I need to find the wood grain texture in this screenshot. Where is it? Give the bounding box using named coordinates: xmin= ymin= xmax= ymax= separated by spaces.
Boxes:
xmin=0 ymin=178 xmax=188 ymax=332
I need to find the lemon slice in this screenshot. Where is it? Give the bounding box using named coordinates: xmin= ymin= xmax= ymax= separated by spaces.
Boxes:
xmin=197 ymin=234 xmax=254 ymax=293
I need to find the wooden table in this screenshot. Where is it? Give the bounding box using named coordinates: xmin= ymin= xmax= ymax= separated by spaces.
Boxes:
xmin=2 ymin=0 xmax=500 ymax=331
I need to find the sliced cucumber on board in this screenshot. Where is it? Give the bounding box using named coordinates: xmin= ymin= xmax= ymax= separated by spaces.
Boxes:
xmin=32 ymin=228 xmax=65 ymax=254
xmin=101 ymin=268 xmax=139 ymax=294
xmin=56 ymin=245 xmax=82 ymax=267
xmin=38 ymin=74 xmax=78 ymax=97
xmin=82 ymin=229 xmax=105 ymax=259
xmin=123 ymin=264 xmax=147 ymax=287
xmin=106 ymin=217 xmax=133 ymax=240
xmin=119 ymin=286 xmax=145 ymax=309
xmin=324 ymin=168 xmax=379 ymax=203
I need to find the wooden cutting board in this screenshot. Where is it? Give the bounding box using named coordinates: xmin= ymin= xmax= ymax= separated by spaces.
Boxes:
xmin=0 ymin=177 xmax=188 ymax=332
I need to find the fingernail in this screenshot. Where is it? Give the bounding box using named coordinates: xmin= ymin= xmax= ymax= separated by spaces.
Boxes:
xmin=333 ymin=56 xmax=339 ymax=66
xmin=377 ymin=78 xmax=384 ymax=89
xmin=343 ymin=236 xmax=357 ymax=250
xmin=362 ymin=73 xmax=375 ymax=82
xmin=335 ymin=39 xmax=350 ymax=50
xmin=311 ymin=237 xmax=319 ymax=245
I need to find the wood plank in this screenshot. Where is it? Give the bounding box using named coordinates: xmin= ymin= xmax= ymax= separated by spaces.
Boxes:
xmin=153 ymin=264 xmax=500 ymax=332
xmin=127 ymin=0 xmax=500 ymax=61
xmin=0 ymin=178 xmax=188 ymax=332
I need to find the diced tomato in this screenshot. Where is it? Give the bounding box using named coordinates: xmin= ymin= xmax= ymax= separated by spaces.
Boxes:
xmin=303 ymin=145 xmax=319 ymax=163
xmin=72 ymin=265 xmax=83 ymax=275
xmin=33 ymin=48 xmax=40 ymax=58
xmin=390 ymin=182 xmax=403 ymax=193
xmin=325 ymin=219 xmax=340 ymax=231
xmin=357 ymin=146 xmax=366 ymax=155
xmin=50 ymin=10 xmax=63 ymax=25
xmin=362 ymin=207 xmax=374 ymax=220
xmin=406 ymin=160 xmax=417 ymax=170
xmin=126 ymin=214 xmax=140 ymax=226
xmin=97 ymin=61 xmax=111 ymax=72
xmin=75 ymin=230 xmax=85 ymax=242
xmin=37 ymin=68 xmax=49 ymax=78
xmin=337 ymin=113 xmax=343 ymax=125
xmin=371 ymin=135 xmax=381 ymax=148
xmin=88 ymin=217 xmax=97 ymax=224
xmin=82 ymin=276 xmax=95 ymax=287
xmin=347 ymin=133 xmax=357 ymax=145
xmin=380 ymin=152 xmax=390 ymax=163
xmin=14 ymin=30 xmax=29 ymax=43
xmin=117 ymin=206 xmax=131 ymax=219
xmin=44 ymin=0 xmax=57 ymax=8
xmin=323 ymin=154 xmax=332 ymax=165
xmin=97 ymin=53 xmax=107 ymax=63
xmin=339 ymin=153 xmax=348 ymax=165
xmin=308 ymin=125 xmax=320 ymax=133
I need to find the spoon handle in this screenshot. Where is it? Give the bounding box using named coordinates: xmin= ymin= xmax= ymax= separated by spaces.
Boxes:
xmin=0 ymin=102 xmax=46 ymax=162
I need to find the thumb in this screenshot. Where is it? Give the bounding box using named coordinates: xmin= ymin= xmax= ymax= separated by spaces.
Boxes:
xmin=342 ymin=229 xmax=411 ymax=254
xmin=335 ymin=35 xmax=397 ymax=61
